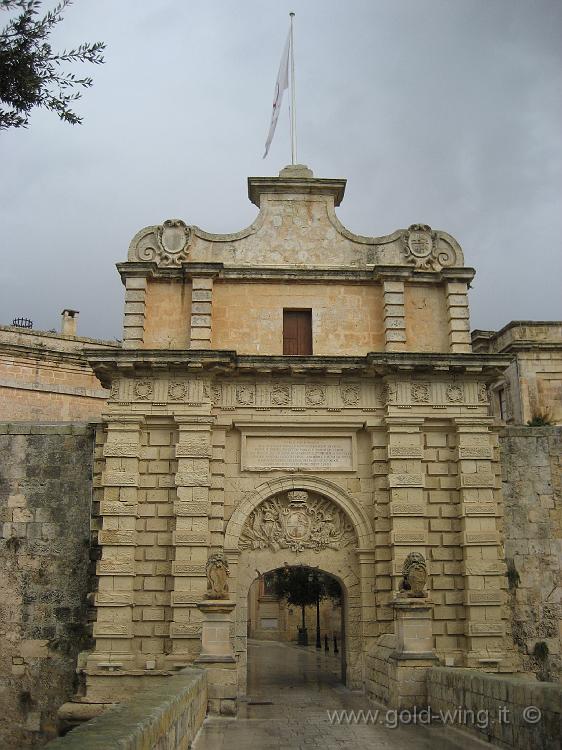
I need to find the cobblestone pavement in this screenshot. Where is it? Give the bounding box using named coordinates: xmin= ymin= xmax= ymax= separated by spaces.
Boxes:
xmin=193 ymin=639 xmax=482 ymax=750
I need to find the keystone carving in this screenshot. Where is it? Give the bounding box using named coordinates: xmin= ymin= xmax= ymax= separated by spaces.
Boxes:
xmin=239 ymin=491 xmax=355 ymax=553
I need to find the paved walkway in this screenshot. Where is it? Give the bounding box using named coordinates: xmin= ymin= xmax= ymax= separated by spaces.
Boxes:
xmin=193 ymin=639 xmax=483 ymax=750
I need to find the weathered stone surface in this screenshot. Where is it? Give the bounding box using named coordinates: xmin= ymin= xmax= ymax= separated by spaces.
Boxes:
xmin=501 ymin=426 xmax=561 ymax=682
xmin=0 ymin=424 xmax=95 ymax=749
xmin=44 ymin=668 xmax=207 ymax=749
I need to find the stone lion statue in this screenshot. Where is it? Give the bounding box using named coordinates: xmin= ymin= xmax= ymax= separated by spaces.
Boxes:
xmin=399 ymin=552 xmax=428 ymax=598
xmin=205 ymin=553 xmax=230 ymax=599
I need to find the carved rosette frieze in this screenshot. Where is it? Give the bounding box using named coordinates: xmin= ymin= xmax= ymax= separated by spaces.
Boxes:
xmin=110 ymin=377 xmax=488 ymax=411
xmin=239 ymin=491 xmax=355 ymax=553
xmin=402 ymin=224 xmax=456 ymax=271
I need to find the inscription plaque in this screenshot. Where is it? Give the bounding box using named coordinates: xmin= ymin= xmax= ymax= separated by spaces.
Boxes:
xmin=242 ymin=434 xmax=354 ymax=471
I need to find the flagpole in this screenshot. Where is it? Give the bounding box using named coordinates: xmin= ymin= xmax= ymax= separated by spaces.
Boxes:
xmin=289 ymin=12 xmax=297 ymax=165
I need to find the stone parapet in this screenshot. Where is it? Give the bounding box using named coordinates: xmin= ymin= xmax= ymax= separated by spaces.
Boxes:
xmin=45 ymin=668 xmax=207 ymax=749
xmin=427 ymin=666 xmax=562 ymax=750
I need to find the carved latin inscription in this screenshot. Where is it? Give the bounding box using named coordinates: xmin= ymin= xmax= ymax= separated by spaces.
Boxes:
xmin=243 ymin=435 xmax=354 ymax=471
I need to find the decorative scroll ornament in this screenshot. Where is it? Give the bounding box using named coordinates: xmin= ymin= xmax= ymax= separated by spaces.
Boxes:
xmin=205 ymin=553 xmax=230 ymax=599
xmin=446 ymin=384 xmax=464 ymax=403
xmin=239 ymin=491 xmax=355 ymax=553
xmin=341 ymin=385 xmax=360 ymax=406
xmin=410 ymin=382 xmax=430 ymax=403
xmin=109 ymin=379 xmax=120 ymax=400
xmin=237 ymin=384 xmax=255 ymax=405
xmin=399 ymin=552 xmax=428 ymax=598
xmin=402 ymin=224 xmax=455 ymax=271
xmin=306 ymin=385 xmax=326 ymax=406
xmin=379 ymin=383 xmax=397 ymax=406
xmin=478 ymin=383 xmax=488 ymax=404
xmin=138 ymin=219 xmax=191 ymax=267
xmin=168 ymin=381 xmax=189 ymax=401
xmin=271 ymin=384 xmax=291 ymax=406
xmin=134 ymin=380 xmax=153 ymax=400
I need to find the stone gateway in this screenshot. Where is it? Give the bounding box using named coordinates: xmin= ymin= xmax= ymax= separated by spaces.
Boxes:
xmin=70 ymin=164 xmax=517 ymax=718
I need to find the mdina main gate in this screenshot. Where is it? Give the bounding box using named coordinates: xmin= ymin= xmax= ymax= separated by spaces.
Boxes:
xmin=59 ymin=165 xmax=516 ymax=727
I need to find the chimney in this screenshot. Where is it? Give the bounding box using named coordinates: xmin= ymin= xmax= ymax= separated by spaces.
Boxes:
xmin=61 ymin=309 xmax=79 ymax=336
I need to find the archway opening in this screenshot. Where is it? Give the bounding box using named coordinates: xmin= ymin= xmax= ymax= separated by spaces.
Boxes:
xmin=246 ymin=565 xmax=346 ymax=701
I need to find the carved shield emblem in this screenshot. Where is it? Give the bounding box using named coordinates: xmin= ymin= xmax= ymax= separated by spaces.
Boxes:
xmin=157 ymin=219 xmax=190 ymax=258
xmin=284 ymin=509 xmax=311 ymax=541
xmin=407 ymin=225 xmax=433 ymax=258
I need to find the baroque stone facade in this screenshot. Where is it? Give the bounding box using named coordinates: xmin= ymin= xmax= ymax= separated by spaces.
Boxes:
xmin=73 ymin=164 xmax=518 ymax=715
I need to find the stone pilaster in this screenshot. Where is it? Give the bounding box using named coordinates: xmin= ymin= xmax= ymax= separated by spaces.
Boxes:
xmin=89 ymin=417 xmax=143 ymax=670
xmin=369 ymin=427 xmax=393 ymax=623
xmin=385 ymin=418 xmax=427 ymax=592
xmin=357 ymin=549 xmax=377 ymax=647
xmin=168 ymin=417 xmax=214 ymax=666
xmin=122 ymin=277 xmax=147 ymax=349
xmin=446 ymin=282 xmax=472 ymax=353
xmin=383 ymin=280 xmax=407 ymax=352
xmin=454 ymin=419 xmax=506 ymax=668
xmin=189 ymin=277 xmax=213 ymax=349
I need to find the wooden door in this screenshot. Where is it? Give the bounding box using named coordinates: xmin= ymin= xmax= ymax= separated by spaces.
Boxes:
xmin=283 ymin=310 xmax=312 ymax=355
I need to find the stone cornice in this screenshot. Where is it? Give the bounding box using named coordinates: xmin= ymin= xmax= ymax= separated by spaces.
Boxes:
xmin=0 ymin=341 xmax=117 ymax=368
xmin=247 ymin=174 xmax=347 ymax=207
xmin=86 ymin=350 xmax=510 ymax=387
xmin=116 ymin=261 xmax=475 ymax=286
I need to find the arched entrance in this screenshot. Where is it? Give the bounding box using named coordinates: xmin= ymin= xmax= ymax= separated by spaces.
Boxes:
xmin=247 ymin=565 xmax=346 ymax=685
xmin=223 ymin=475 xmax=376 ymax=699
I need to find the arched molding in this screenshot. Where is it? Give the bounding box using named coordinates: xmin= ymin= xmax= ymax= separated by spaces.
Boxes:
xmin=223 ymin=474 xmax=374 ymax=551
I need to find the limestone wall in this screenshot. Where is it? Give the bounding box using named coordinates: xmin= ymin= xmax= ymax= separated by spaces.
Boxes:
xmin=0 ymin=326 xmax=114 ymax=421
xmin=500 ymin=426 xmax=562 ymax=682
xmin=427 ymin=666 xmax=562 ymax=750
xmin=212 ymin=280 xmax=386 ymax=355
xmin=44 ymin=668 xmax=206 ymax=750
xmin=0 ymin=424 xmax=96 ymax=749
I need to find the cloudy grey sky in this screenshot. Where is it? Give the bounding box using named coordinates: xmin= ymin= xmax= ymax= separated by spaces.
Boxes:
xmin=1 ymin=0 xmax=561 ymax=340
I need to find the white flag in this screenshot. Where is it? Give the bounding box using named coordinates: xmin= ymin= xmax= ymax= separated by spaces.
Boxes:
xmin=263 ymin=29 xmax=290 ymax=158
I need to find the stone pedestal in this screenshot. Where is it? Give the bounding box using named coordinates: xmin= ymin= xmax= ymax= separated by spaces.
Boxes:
xmin=388 ymin=596 xmax=438 ymax=709
xmin=194 ymin=599 xmax=237 ymax=715
xmin=391 ymin=596 xmax=435 ymax=659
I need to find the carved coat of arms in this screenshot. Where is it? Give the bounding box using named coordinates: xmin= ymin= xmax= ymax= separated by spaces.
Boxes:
xmin=239 ymin=490 xmax=355 ymax=553
xmin=402 ymin=224 xmax=455 ymax=271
